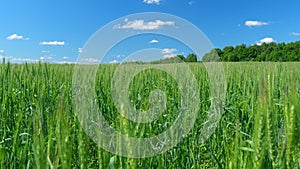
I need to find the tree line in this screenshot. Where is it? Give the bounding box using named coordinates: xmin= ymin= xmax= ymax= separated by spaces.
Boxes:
xmin=126 ymin=40 xmax=300 ymax=64
xmin=202 ymin=41 xmax=300 ymax=62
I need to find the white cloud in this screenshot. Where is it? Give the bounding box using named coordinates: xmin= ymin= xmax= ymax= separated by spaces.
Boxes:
xmin=188 ymin=1 xmax=194 ymax=6
xmin=41 ymin=50 xmax=50 ymax=53
xmin=115 ymin=54 xmax=125 ymax=58
xmin=11 ymin=57 xmax=38 ymax=63
xmin=291 ymin=32 xmax=300 ymax=36
xmin=163 ymin=54 xmax=177 ymax=58
xmin=63 ymin=56 xmax=69 ymax=59
xmin=143 ymin=0 xmax=160 ymax=5
xmin=109 ymin=59 xmax=119 ymax=64
xmin=0 ymin=55 xmax=12 ymax=60
xmin=82 ymin=57 xmax=99 ymax=63
xmin=149 ymin=39 xmax=159 ymax=43
xmin=1 ymin=56 xmax=40 ymax=63
xmin=161 ymin=48 xmax=177 ymax=58
xmin=0 ymin=49 xmax=4 ymax=53
xmin=56 ymin=61 xmax=77 ymax=64
xmin=245 ymin=20 xmax=269 ymax=27
xmin=39 ymin=56 xmax=53 ymax=60
xmin=78 ymin=48 xmax=83 ymax=53
xmin=114 ymin=20 xmax=174 ymax=30
xmin=6 ymin=33 xmax=29 ymax=40
xmin=40 ymin=41 xmax=65 ymax=46
xmin=256 ymin=37 xmax=275 ymax=45
xmin=161 ymin=48 xmax=177 ymax=54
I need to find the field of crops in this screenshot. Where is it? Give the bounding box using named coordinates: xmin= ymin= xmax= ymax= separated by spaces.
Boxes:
xmin=0 ymin=62 xmax=299 ymax=168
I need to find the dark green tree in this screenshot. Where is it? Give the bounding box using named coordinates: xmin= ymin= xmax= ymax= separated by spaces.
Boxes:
xmin=176 ymin=55 xmax=186 ymax=62
xmin=202 ymin=40 xmax=300 ymax=62
xmin=202 ymin=49 xmax=221 ymax=62
xmin=186 ymin=53 xmax=197 ymax=62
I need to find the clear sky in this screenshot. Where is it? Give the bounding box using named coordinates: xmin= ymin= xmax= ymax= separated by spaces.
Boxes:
xmin=0 ymin=0 xmax=299 ymax=63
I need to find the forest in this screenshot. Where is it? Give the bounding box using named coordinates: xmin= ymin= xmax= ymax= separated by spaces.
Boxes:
xmin=197 ymin=40 xmax=300 ymax=62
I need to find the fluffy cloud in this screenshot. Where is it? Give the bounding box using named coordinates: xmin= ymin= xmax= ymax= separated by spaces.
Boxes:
xmin=63 ymin=56 xmax=69 ymax=59
xmin=149 ymin=39 xmax=159 ymax=43
xmin=39 ymin=56 xmax=53 ymax=60
xmin=161 ymin=48 xmax=177 ymax=54
xmin=0 ymin=55 xmax=11 ymax=60
xmin=245 ymin=20 xmax=269 ymax=27
xmin=0 ymin=49 xmax=4 ymax=53
xmin=188 ymin=1 xmax=194 ymax=6
xmin=161 ymin=48 xmax=177 ymax=58
xmin=256 ymin=37 xmax=275 ymax=45
xmin=143 ymin=0 xmax=160 ymax=5
xmin=6 ymin=34 xmax=29 ymax=40
xmin=109 ymin=59 xmax=119 ymax=64
xmin=114 ymin=20 xmax=174 ymax=30
xmin=291 ymin=32 xmax=300 ymax=36
xmin=56 ymin=61 xmax=77 ymax=64
xmin=82 ymin=57 xmax=99 ymax=63
xmin=11 ymin=57 xmax=38 ymax=63
xmin=40 ymin=41 xmax=65 ymax=46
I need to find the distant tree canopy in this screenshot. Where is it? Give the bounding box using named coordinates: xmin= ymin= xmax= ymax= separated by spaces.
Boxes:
xmin=186 ymin=53 xmax=198 ymax=62
xmin=131 ymin=40 xmax=300 ymax=64
xmin=176 ymin=54 xmax=185 ymax=61
xmin=170 ymin=53 xmax=198 ymax=62
xmin=202 ymin=41 xmax=300 ymax=62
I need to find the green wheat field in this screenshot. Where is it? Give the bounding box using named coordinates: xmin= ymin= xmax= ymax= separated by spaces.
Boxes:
xmin=0 ymin=61 xmax=299 ymax=169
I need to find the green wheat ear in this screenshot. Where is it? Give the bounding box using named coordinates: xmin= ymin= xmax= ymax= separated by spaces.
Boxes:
xmin=285 ymin=83 xmax=298 ymax=169
xmin=252 ymin=70 xmax=271 ymax=169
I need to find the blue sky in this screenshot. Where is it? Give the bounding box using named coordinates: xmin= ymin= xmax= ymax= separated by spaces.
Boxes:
xmin=0 ymin=0 xmax=299 ymax=63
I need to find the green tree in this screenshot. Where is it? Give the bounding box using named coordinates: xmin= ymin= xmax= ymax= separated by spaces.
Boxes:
xmin=202 ymin=40 xmax=300 ymax=62
xmin=176 ymin=55 xmax=186 ymax=62
xmin=186 ymin=53 xmax=197 ymax=62
xmin=222 ymin=46 xmax=234 ymax=61
xmin=202 ymin=49 xmax=221 ymax=62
